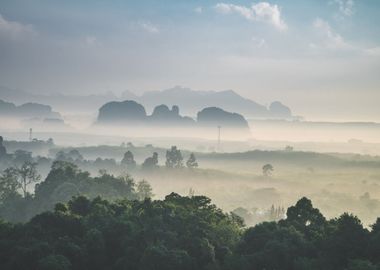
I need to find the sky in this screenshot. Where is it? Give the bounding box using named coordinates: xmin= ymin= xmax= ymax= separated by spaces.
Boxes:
xmin=0 ymin=0 xmax=379 ymax=121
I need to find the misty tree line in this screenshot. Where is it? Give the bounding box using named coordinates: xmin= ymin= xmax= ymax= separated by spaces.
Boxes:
xmin=0 ymin=144 xmax=197 ymax=223
xmin=1 ymin=135 xmax=198 ymax=175
xmin=1 ymin=194 xmax=380 ymax=270
xmin=0 ymin=160 xmax=154 ymax=223
xmin=54 ymin=146 xmax=198 ymax=172
xmin=123 ymin=146 xmax=198 ymax=170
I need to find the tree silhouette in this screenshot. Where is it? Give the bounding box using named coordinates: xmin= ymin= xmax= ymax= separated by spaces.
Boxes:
xmin=262 ymin=164 xmax=274 ymax=177
xmin=17 ymin=161 xmax=41 ymax=197
xmin=142 ymin=152 xmax=159 ymax=170
xmin=136 ymin=180 xmax=153 ymax=201
xmin=166 ymin=146 xmax=183 ymax=169
xmin=186 ymin=153 xmax=198 ymax=169
xmin=0 ymin=136 xmax=6 ymax=159
xmin=121 ymin=150 xmax=136 ymax=170
xmin=0 ymin=167 xmax=20 ymax=200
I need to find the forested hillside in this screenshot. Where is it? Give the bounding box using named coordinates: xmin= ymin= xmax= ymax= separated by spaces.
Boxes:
xmin=0 ymin=194 xmax=379 ymax=270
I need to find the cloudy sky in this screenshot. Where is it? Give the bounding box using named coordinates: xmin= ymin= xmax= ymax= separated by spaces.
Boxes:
xmin=0 ymin=0 xmax=379 ymax=121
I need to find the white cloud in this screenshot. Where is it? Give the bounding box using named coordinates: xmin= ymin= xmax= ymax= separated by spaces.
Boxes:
xmin=332 ymin=0 xmax=355 ymax=17
xmin=0 ymin=14 xmax=36 ymax=40
xmin=194 ymin=6 xmax=203 ymax=14
xmin=312 ymin=18 xmax=352 ymax=50
xmin=138 ymin=21 xmax=159 ymax=34
xmin=311 ymin=18 xmax=380 ymax=57
xmin=215 ymin=2 xmax=287 ymax=31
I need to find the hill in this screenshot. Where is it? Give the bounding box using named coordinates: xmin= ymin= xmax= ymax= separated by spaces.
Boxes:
xmin=0 ymin=99 xmax=61 ymax=119
xmin=0 ymin=85 xmax=292 ymax=119
xmin=96 ymin=100 xmax=249 ymax=129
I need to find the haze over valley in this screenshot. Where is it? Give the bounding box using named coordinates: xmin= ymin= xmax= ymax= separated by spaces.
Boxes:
xmin=1 ymin=1 xmax=380 ymax=269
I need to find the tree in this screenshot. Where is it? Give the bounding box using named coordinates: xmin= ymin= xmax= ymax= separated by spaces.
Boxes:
xmin=0 ymin=136 xmax=6 ymax=159
xmin=142 ymin=152 xmax=159 ymax=170
xmin=186 ymin=153 xmax=198 ymax=169
xmin=324 ymin=213 xmax=369 ymax=268
xmin=166 ymin=146 xmax=183 ymax=169
xmin=347 ymin=259 xmax=377 ymax=270
xmin=136 ymin=180 xmax=153 ymax=201
xmin=17 ymin=162 xmax=41 ymax=197
xmin=283 ymin=197 xmax=326 ymax=234
xmin=285 ymin=145 xmax=294 ymax=152
xmin=121 ymin=151 xmax=136 ymax=170
xmin=38 ymin=255 xmax=72 ymax=270
xmin=262 ymin=164 xmax=274 ymax=177
xmin=13 ymin=150 xmax=32 ymax=165
xmin=67 ymin=149 xmax=83 ymax=161
xmin=68 ymin=195 xmax=91 ymax=216
xmin=0 ymin=167 xmax=20 ymax=200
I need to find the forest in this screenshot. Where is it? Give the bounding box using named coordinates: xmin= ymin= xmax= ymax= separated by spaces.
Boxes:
xmin=0 ymin=152 xmax=380 ymax=270
xmin=1 ymin=190 xmax=380 ymax=270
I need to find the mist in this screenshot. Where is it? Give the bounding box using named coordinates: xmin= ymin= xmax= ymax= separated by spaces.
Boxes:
xmin=1 ymin=1 xmax=380 ymax=269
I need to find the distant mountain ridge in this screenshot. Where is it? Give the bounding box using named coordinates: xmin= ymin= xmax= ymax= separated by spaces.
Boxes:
xmin=97 ymin=100 xmax=250 ymax=130
xmin=0 ymin=99 xmax=61 ymax=119
xmin=135 ymin=86 xmax=292 ymax=119
xmin=0 ymin=85 xmax=292 ymax=119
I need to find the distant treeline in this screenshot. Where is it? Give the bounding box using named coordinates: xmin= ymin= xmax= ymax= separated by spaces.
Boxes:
xmin=0 ymin=160 xmax=153 ymax=222
xmin=0 ymin=194 xmax=380 ymax=270
xmin=0 ymin=145 xmax=198 ymax=222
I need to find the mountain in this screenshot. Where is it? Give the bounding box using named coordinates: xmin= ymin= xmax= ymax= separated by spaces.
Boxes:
xmin=96 ymin=100 xmax=249 ymax=129
xmin=0 ymin=85 xmax=292 ymax=119
xmin=0 ymin=99 xmax=61 ymax=119
xmin=97 ymin=100 xmax=147 ymax=123
xmin=140 ymin=86 xmax=274 ymax=118
xmin=197 ymin=107 xmax=249 ymax=128
xmin=0 ymin=85 xmax=136 ymax=114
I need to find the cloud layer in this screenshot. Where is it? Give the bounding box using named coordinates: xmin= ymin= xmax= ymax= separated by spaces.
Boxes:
xmin=215 ymin=2 xmax=287 ymax=31
xmin=0 ymin=14 xmax=36 ymax=40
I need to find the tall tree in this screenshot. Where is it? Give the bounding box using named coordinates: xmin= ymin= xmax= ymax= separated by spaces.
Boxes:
xmin=17 ymin=162 xmax=41 ymax=197
xmin=166 ymin=146 xmax=183 ymax=169
xmin=121 ymin=150 xmax=136 ymax=170
xmin=0 ymin=136 xmax=7 ymax=159
xmin=0 ymin=167 xmax=20 ymax=200
xmin=186 ymin=153 xmax=198 ymax=169
xmin=142 ymin=152 xmax=159 ymax=170
xmin=136 ymin=180 xmax=153 ymax=201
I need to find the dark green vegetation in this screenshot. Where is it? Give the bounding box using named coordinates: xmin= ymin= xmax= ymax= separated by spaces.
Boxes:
xmin=0 ymin=161 xmax=152 ymax=222
xmin=1 ymin=194 xmax=380 ymax=270
xmin=1 ymin=139 xmax=380 ymax=269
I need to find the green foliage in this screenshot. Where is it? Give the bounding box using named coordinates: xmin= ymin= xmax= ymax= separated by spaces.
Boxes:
xmin=166 ymin=146 xmax=184 ymax=169
xmin=347 ymin=259 xmax=378 ymax=270
xmin=0 ymin=167 xmax=20 ymax=200
xmin=18 ymin=161 xmax=41 ymax=197
xmin=0 ymin=161 xmax=148 ymax=222
xmin=0 ymin=193 xmax=243 ymax=270
xmin=38 ymin=255 xmax=72 ymax=270
xmin=136 ymin=180 xmax=153 ymax=201
xmin=1 ymin=162 xmax=380 ymax=270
